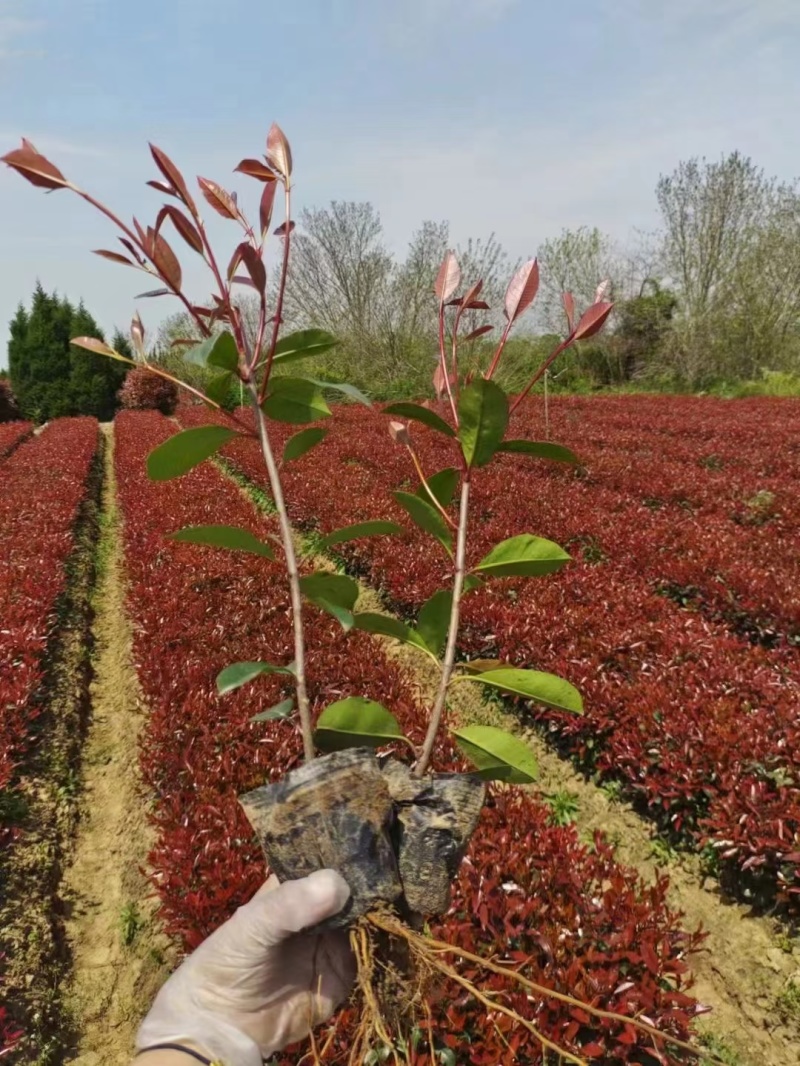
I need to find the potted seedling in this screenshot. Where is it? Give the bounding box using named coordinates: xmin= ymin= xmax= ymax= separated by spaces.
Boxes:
xmin=5 ymin=129 xmax=710 ymax=1066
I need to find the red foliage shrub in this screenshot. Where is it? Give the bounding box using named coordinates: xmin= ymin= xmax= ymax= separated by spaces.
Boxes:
xmin=118 ymin=366 xmax=178 ymax=414
xmin=0 ymin=379 xmax=21 ymax=423
xmin=115 ymin=409 xmax=705 ymax=1063
xmin=0 ymin=418 xmax=98 ymax=1050
xmin=0 ymin=420 xmax=32 ymax=459
xmin=176 ymin=396 xmax=800 ymax=907
xmin=0 ymin=418 xmax=99 ymax=805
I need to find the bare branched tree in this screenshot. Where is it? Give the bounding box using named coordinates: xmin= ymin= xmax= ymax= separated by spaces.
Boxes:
xmin=535 ymin=227 xmax=621 ymax=334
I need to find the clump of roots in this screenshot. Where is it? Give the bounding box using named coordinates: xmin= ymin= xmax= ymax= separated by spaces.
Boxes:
xmin=305 ymin=909 xmax=723 ymax=1066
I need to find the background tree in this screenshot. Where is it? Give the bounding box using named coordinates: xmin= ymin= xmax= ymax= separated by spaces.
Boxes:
xmin=0 ymin=379 xmax=21 ymax=421
xmin=8 ymin=285 xmax=125 ymax=420
xmin=654 ymin=151 xmax=800 ymax=384
xmin=536 ymin=227 xmax=621 ymax=334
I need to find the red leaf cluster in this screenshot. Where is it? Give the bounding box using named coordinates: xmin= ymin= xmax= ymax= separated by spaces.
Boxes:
xmin=115 ymin=409 xmax=705 ymax=1062
xmin=186 ymin=394 xmax=800 ymax=908
xmin=118 ymin=367 xmax=179 ymax=414
xmin=0 ymin=419 xmax=99 ymax=805
xmin=0 ymin=418 xmax=99 ymax=1050
xmin=0 ymin=419 xmax=32 ymax=457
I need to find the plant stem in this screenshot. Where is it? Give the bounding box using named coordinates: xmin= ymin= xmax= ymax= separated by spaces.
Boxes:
xmin=414 ymin=476 xmax=470 ymax=777
xmin=247 ymin=380 xmax=314 ymax=761
xmin=258 ymin=182 xmax=292 ymax=398
xmin=510 ymin=337 xmax=571 ymax=414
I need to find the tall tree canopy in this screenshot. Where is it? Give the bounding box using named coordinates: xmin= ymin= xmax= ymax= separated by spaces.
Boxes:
xmin=8 ymin=285 xmax=126 ymax=421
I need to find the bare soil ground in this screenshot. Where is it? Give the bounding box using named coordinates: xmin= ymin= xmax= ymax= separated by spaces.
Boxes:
xmin=62 ymin=424 xmax=172 ymax=1065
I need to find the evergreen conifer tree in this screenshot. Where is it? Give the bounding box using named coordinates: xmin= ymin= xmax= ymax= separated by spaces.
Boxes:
xmin=7 ymin=285 xmax=125 ymax=421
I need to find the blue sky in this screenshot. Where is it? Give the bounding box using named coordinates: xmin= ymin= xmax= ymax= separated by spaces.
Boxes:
xmin=1 ymin=0 xmax=798 ymax=366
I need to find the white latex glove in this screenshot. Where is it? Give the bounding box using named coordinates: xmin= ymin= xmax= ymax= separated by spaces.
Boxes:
xmin=136 ymin=869 xmax=354 ymax=1066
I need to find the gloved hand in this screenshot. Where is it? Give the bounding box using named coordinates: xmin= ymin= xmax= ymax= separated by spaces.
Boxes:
xmin=136 ymin=869 xmax=354 ymax=1066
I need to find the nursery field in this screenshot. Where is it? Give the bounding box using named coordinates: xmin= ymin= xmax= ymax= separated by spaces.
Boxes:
xmin=1 ymin=395 xmax=799 ymax=1066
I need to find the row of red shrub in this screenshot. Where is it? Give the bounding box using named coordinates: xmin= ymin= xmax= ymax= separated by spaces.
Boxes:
xmin=115 ymin=409 xmax=705 ymax=1064
xmin=177 ymin=397 xmax=800 ymax=907
xmin=0 ymin=420 xmax=33 ymax=460
xmin=520 ymin=396 xmax=799 ymax=643
xmin=0 ymin=418 xmax=99 ymax=808
xmin=0 ymin=417 xmax=99 ymax=1059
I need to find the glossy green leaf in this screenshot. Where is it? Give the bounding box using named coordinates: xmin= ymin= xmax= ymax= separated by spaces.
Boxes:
xmin=459 ymin=667 xmax=583 ymax=713
xmin=283 ymin=427 xmax=328 ymax=462
xmin=314 ymin=697 xmax=407 ymax=752
xmin=205 ymin=371 xmax=234 ymax=407
xmin=416 ymin=467 xmax=459 ymax=509
xmin=320 ymin=521 xmax=403 ymax=549
xmin=463 ymin=574 xmax=484 ymax=594
xmin=352 ymin=612 xmax=433 ymax=656
xmin=474 ymin=534 xmax=570 ymax=578
xmin=250 ymin=698 xmax=294 ymax=723
xmin=497 ymin=440 xmax=578 ymax=464
xmin=272 ymin=328 xmax=339 ymax=366
xmin=303 ymin=378 xmax=371 ymax=407
xmin=383 ymin=402 xmax=456 ymax=438
xmin=147 ymin=425 xmax=239 ymax=481
xmin=184 ymin=331 xmax=239 ymax=372
xmin=299 ymin=572 xmax=359 ymax=630
xmin=217 ymin=660 xmax=295 ymax=696
xmin=458 ymin=379 xmax=509 ymax=468
xmin=416 ymin=590 xmax=452 ymax=658
xmin=452 ymin=725 xmax=538 ymax=784
xmin=262 ymin=377 xmax=331 ymax=425
xmin=168 ymin=524 xmax=274 ymax=559
xmin=393 ymin=491 xmax=453 ymax=556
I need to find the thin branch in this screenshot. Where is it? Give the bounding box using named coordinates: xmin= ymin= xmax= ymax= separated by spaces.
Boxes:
xmin=509 ymin=337 xmax=572 ymax=414
xmin=437 ymin=305 xmax=459 ymax=425
xmin=70 ymin=185 xmax=212 ymax=339
xmin=259 ymin=182 xmax=292 ymax=398
xmin=406 ymin=445 xmax=457 ymax=529
xmin=247 ymin=381 xmax=314 ymax=761
xmin=484 ymin=319 xmax=512 ymax=380
xmin=414 ymin=477 xmax=470 ymax=776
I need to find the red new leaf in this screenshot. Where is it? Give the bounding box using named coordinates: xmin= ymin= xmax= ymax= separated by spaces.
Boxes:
xmin=464 ymin=325 xmax=494 ymax=342
xmin=266 ymin=123 xmax=292 ymax=179
xmin=237 ymin=242 xmax=266 ymax=293
xmin=147 ymin=180 xmax=176 ymax=196
xmin=504 ymin=258 xmax=539 ymax=323
xmin=388 ymin=420 xmax=411 ymax=446
xmin=235 ymin=158 xmax=277 ymax=182
xmin=93 ymin=249 xmax=136 ymax=268
xmin=273 ymin=220 xmax=295 ymax=237
xmin=2 ymin=141 xmax=68 ymax=190
xmin=259 ymin=182 xmax=277 ymax=236
xmin=119 ymin=237 xmax=145 ymax=264
xmin=562 ymin=291 xmax=575 ymax=332
xmin=573 ymin=301 xmax=614 ymax=340
xmin=161 ymin=204 xmax=204 ymax=255
xmin=131 ymin=312 xmax=145 ymax=358
xmin=197 ymin=177 xmax=239 ymax=221
xmin=434 ymin=251 xmax=461 ymax=303
xmin=152 ymin=232 xmax=182 ymax=290
xmin=149 ymin=144 xmax=195 ymax=211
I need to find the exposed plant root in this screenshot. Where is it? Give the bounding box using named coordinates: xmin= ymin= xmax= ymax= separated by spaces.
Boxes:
xmin=366 ymin=911 xmax=719 ymax=1065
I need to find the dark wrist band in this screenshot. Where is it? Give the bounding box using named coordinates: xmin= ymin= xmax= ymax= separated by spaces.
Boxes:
xmin=136 ymin=1044 xmax=214 ymax=1064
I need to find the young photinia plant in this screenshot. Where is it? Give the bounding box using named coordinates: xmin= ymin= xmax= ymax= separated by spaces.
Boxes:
xmin=1 ymin=130 xmax=612 ymax=787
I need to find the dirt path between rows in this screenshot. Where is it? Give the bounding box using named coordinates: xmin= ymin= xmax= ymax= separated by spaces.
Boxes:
xmin=62 ymin=423 xmax=172 ymax=1065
